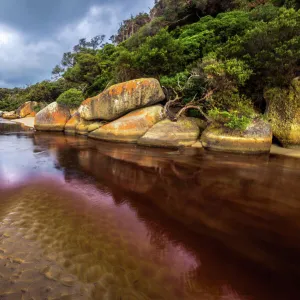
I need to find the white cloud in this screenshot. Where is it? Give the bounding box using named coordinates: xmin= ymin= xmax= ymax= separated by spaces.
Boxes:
xmin=0 ymin=23 xmax=61 ymax=87
xmin=57 ymin=4 xmax=121 ymax=46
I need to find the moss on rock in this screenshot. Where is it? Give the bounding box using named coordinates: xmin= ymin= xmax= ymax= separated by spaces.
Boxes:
xmin=265 ymin=77 xmax=300 ymax=148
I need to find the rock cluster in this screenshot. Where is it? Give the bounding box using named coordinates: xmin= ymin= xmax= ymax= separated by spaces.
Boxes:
xmin=1 ymin=101 xmax=38 ymax=120
xmin=29 ymin=76 xmax=300 ymax=154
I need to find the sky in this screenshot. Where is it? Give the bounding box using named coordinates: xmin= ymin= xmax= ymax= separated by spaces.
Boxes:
xmin=0 ymin=0 xmax=154 ymax=88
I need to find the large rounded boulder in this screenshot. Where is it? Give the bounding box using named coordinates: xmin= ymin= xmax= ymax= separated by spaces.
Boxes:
xmin=89 ymin=105 xmax=163 ymax=143
xmin=138 ymin=117 xmax=200 ymax=148
xmin=16 ymin=101 xmax=38 ymax=118
xmin=201 ymin=119 xmax=272 ymax=154
xmin=34 ymin=102 xmax=71 ymax=131
xmin=265 ymin=77 xmax=300 ymax=148
xmin=79 ymin=78 xmax=165 ymax=121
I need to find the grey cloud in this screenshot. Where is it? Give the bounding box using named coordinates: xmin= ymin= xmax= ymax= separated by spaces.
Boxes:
xmin=0 ymin=0 xmax=154 ymax=87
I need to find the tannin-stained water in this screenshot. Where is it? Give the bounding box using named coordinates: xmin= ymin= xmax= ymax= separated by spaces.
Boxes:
xmin=1 ymin=119 xmax=300 ymax=299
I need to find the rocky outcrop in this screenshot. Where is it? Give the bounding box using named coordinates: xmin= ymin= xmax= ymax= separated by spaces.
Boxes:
xmin=16 ymin=101 xmax=38 ymax=118
xmin=201 ymin=119 xmax=272 ymax=154
xmin=265 ymin=77 xmax=300 ymax=148
xmin=138 ymin=117 xmax=200 ymax=148
xmin=34 ymin=102 xmax=71 ymax=131
xmin=89 ymin=105 xmax=163 ymax=143
xmin=76 ymin=119 xmax=97 ymax=135
xmin=87 ymin=122 xmax=104 ymax=133
xmin=2 ymin=111 xmax=19 ymax=119
xmin=64 ymin=114 xmax=104 ymax=135
xmin=79 ymin=78 xmax=165 ymax=121
xmin=65 ymin=112 xmax=81 ymax=134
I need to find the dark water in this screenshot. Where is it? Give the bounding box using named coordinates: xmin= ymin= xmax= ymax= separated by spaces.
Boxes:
xmin=1 ymin=119 xmax=300 ymax=300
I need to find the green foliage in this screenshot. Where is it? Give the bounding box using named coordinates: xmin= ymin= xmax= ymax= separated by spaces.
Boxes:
xmin=0 ymin=79 xmax=72 ymax=111
xmin=208 ymin=108 xmax=252 ymax=130
xmin=56 ymin=88 xmax=84 ymax=108
xmin=1 ymin=0 xmax=298 ymax=124
xmin=133 ymin=29 xmax=185 ymax=77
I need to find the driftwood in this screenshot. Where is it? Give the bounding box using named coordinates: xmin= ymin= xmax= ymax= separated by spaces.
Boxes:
xmin=163 ymin=88 xmax=215 ymax=122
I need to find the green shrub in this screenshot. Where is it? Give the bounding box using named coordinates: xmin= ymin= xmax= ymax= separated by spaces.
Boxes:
xmin=56 ymin=88 xmax=84 ymax=108
xmin=208 ymin=108 xmax=252 ymax=131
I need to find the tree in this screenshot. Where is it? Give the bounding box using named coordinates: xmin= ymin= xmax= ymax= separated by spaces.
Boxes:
xmin=52 ymin=65 xmax=65 ymax=79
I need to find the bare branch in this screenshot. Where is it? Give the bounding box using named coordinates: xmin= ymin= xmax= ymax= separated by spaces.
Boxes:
xmin=175 ymin=105 xmax=211 ymax=121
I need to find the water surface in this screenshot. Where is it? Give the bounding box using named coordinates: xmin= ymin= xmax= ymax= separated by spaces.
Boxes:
xmin=0 ymin=119 xmax=300 ymax=299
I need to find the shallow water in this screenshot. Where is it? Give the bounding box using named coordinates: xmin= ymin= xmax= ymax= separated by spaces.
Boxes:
xmin=1 ymin=119 xmax=300 ymax=299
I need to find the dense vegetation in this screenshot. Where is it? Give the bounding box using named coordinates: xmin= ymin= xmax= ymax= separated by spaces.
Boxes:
xmin=0 ymin=0 xmax=299 ymax=129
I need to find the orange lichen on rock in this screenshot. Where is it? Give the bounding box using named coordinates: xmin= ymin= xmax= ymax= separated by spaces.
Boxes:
xmin=35 ymin=102 xmax=71 ymax=131
xmin=89 ymin=105 xmax=163 ymax=143
xmin=78 ymin=78 xmax=165 ymax=121
xmin=65 ymin=112 xmax=81 ymax=134
xmin=16 ymin=101 xmax=38 ymax=118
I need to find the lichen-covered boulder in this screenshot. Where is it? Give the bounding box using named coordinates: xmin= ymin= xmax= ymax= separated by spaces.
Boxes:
xmin=34 ymin=102 xmax=71 ymax=131
xmin=87 ymin=122 xmax=104 ymax=133
xmin=76 ymin=119 xmax=96 ymax=135
xmin=16 ymin=101 xmax=38 ymax=118
xmin=138 ymin=117 xmax=200 ymax=148
xmin=79 ymin=78 xmax=165 ymax=121
xmin=2 ymin=111 xmax=19 ymax=119
xmin=201 ymin=119 xmax=272 ymax=154
xmin=64 ymin=112 xmax=81 ymax=134
xmin=89 ymin=105 xmax=163 ymax=143
xmin=265 ymin=77 xmax=300 ymax=148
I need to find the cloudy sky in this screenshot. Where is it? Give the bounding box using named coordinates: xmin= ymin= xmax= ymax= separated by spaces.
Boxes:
xmin=0 ymin=0 xmax=154 ymax=88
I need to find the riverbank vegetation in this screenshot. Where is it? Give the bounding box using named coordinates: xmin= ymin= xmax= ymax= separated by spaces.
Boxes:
xmin=0 ymin=0 xmax=299 ymax=130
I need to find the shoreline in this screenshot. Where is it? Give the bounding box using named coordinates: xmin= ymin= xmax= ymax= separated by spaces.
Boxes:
xmin=3 ymin=117 xmax=300 ymax=158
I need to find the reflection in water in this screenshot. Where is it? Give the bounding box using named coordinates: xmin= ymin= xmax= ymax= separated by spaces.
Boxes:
xmin=1 ymin=121 xmax=300 ymax=299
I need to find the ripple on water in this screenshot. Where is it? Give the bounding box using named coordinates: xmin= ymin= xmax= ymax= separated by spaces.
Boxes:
xmin=0 ymin=183 xmax=202 ymax=300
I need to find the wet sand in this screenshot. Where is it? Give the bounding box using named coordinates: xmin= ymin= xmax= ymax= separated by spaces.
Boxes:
xmin=11 ymin=117 xmax=34 ymax=128
xmin=271 ymin=144 xmax=300 ymax=158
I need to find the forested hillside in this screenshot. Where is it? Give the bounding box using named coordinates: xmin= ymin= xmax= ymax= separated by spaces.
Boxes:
xmin=1 ymin=0 xmax=299 ymax=129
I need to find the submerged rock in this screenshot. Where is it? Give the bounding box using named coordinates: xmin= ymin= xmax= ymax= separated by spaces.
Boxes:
xmin=65 ymin=112 xmax=81 ymax=134
xmin=138 ymin=117 xmax=200 ymax=148
xmin=2 ymin=111 xmax=19 ymax=119
xmin=201 ymin=119 xmax=272 ymax=154
xmin=265 ymin=77 xmax=300 ymax=148
xmin=34 ymin=102 xmax=71 ymax=131
xmin=89 ymin=105 xmax=163 ymax=143
xmin=78 ymin=78 xmax=165 ymax=121
xmin=16 ymin=101 xmax=38 ymax=118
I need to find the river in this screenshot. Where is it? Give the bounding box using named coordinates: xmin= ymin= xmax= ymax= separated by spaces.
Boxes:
xmin=0 ymin=119 xmax=300 ymax=299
